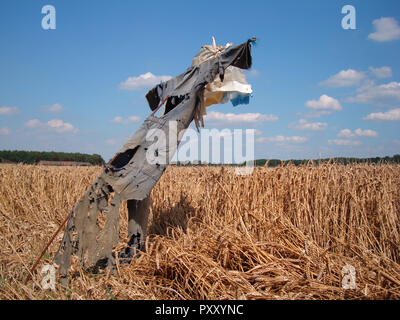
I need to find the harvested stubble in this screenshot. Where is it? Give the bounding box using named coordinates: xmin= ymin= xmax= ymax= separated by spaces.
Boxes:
xmin=0 ymin=163 xmax=400 ymax=300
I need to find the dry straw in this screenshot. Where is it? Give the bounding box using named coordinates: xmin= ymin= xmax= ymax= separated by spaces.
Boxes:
xmin=0 ymin=163 xmax=399 ymax=299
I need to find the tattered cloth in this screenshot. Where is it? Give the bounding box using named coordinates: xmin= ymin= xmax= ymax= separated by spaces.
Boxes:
xmin=145 ymin=39 xmax=254 ymax=130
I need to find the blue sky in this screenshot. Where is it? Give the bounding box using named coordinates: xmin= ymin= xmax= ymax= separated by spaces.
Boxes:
xmin=0 ymin=0 xmax=400 ymax=162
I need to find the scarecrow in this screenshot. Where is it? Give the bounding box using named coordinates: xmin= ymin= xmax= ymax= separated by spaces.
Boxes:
xmin=29 ymin=37 xmax=257 ymax=285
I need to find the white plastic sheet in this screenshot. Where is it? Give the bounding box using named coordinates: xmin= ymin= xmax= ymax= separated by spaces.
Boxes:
xmin=192 ymin=42 xmax=252 ymax=107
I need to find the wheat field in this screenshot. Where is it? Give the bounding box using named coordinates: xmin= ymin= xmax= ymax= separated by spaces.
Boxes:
xmin=0 ymin=163 xmax=400 ymax=300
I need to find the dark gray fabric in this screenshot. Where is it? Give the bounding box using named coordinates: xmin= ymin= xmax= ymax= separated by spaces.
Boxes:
xmin=146 ymin=40 xmax=254 ymax=112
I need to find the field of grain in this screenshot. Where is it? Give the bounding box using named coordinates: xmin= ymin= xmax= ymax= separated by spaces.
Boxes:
xmin=1 ymin=163 xmax=400 ymax=300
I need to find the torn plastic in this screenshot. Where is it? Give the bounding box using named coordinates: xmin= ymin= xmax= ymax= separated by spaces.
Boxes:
xmin=202 ymin=66 xmax=252 ymax=107
xmin=192 ymin=39 xmax=252 ymax=108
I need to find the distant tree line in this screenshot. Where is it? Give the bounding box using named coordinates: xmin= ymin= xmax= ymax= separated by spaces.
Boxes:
xmin=3 ymin=150 xmax=398 ymax=167
xmin=172 ymin=155 xmax=400 ymax=167
xmin=0 ymin=150 xmax=105 ymax=165
xmin=254 ymin=155 xmax=400 ymax=167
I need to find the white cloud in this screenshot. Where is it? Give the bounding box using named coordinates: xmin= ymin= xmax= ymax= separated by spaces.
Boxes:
xmin=25 ymin=119 xmax=42 ymax=128
xmin=328 ymin=139 xmax=362 ymax=146
xmin=111 ymin=115 xmax=141 ymax=125
xmin=363 ymin=108 xmax=400 ymax=121
xmin=290 ymin=118 xmax=328 ymax=131
xmin=337 ymin=129 xmax=355 ymax=138
xmin=25 ymin=119 xmax=78 ymax=133
xmin=0 ymin=127 xmax=9 ymax=135
xmin=337 ymin=128 xmax=378 ymax=138
xmin=41 ymin=103 xmax=63 ymax=113
xmin=348 ymin=82 xmax=400 ymax=106
xmin=302 ymin=110 xmax=333 ymax=118
xmin=354 ymin=128 xmax=378 ymax=137
xmin=256 ymin=135 xmax=308 ymax=144
xmin=246 ymin=69 xmax=260 ymax=77
xmin=0 ymin=106 xmax=19 ymax=115
xmin=368 ymin=17 xmax=400 ymax=42
xmin=119 ymin=72 xmax=172 ymax=90
xmin=305 ymin=94 xmax=342 ymax=112
xmin=369 ymin=66 xmax=392 ymax=79
xmin=105 ymin=139 xmax=117 ymax=145
xmin=320 ymin=69 xmax=366 ymax=87
xmin=47 ymin=119 xmax=77 ymax=133
xmin=204 ymin=111 xmax=278 ymax=125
